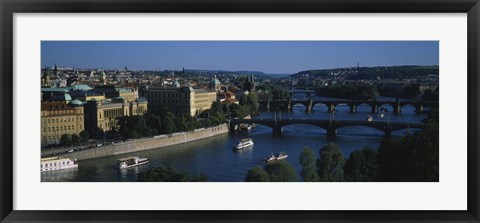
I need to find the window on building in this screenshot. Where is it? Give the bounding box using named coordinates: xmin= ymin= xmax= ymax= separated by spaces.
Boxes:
xmin=48 ymin=119 xmax=50 ymax=123
xmin=48 ymin=127 xmax=50 ymax=132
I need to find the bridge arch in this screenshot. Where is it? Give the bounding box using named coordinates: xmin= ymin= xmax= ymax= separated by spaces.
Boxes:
xmin=378 ymin=104 xmax=394 ymax=112
xmin=312 ymin=103 xmax=329 ymax=112
xmin=334 ymin=103 xmax=351 ymax=112
xmin=280 ymin=123 xmax=328 ymax=135
xmin=355 ymin=103 xmax=373 ymax=112
xmin=336 ymin=125 xmax=387 ymax=134
xmin=400 ymin=103 xmax=416 ymax=113
xmin=279 ymin=122 xmax=328 ymax=131
xmin=336 ymin=125 xmax=386 ymax=137
xmin=291 ymin=102 xmax=308 ymax=109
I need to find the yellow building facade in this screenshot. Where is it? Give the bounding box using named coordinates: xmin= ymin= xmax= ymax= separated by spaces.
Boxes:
xmin=192 ymin=89 xmax=217 ymax=115
xmin=141 ymin=87 xmax=216 ymax=116
xmin=41 ymin=100 xmax=85 ymax=146
xmin=84 ymin=98 xmax=148 ymax=134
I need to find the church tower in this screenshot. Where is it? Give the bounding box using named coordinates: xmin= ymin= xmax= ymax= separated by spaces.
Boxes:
xmin=42 ymin=66 xmax=50 ymax=87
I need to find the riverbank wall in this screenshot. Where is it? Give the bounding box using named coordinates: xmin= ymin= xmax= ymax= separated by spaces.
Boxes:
xmin=59 ymin=124 xmax=229 ymax=161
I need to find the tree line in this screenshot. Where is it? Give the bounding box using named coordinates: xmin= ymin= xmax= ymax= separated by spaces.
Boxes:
xmin=58 ymin=130 xmax=90 ymax=147
xmin=315 ymin=83 xmax=379 ymax=100
xmin=256 ymin=83 xmax=291 ymax=100
xmin=138 ymin=165 xmax=208 ymax=182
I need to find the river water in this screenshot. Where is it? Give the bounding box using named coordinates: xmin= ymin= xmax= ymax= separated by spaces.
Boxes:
xmin=42 ymin=98 xmax=428 ymax=182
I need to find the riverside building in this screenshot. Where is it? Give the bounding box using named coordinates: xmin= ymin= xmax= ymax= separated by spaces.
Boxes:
xmin=41 ymin=100 xmax=85 ymax=146
xmin=141 ymin=86 xmax=217 ymax=116
xmin=84 ymin=97 xmax=148 ymax=135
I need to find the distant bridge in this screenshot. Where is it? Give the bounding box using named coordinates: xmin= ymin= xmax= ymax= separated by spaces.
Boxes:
xmin=258 ymin=99 xmax=437 ymax=114
xmin=229 ymin=118 xmax=424 ymax=138
xmin=288 ymin=89 xmax=316 ymax=97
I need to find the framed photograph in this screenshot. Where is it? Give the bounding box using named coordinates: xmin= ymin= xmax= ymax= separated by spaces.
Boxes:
xmin=1 ymin=0 xmax=479 ymax=222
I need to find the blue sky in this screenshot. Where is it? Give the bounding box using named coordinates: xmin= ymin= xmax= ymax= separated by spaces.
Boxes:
xmin=41 ymin=41 xmax=439 ymax=74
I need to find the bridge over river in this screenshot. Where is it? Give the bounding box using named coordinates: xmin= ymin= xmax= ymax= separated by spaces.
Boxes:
xmin=229 ymin=118 xmax=424 ymax=138
xmin=259 ymin=99 xmax=438 ymax=114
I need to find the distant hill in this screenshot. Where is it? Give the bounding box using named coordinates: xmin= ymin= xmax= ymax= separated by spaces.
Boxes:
xmin=184 ymin=69 xmax=286 ymax=79
xmin=291 ymin=65 xmax=439 ymax=80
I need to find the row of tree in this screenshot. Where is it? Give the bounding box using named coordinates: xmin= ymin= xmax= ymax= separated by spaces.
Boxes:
xmin=293 ymin=66 xmax=438 ymax=80
xmin=115 ymin=93 xmax=260 ymax=140
xmin=257 ymin=83 xmax=291 ymax=100
xmin=210 ymin=92 xmax=259 ymax=118
xmin=315 ymin=84 xmax=380 ymax=100
xmin=137 ymin=165 xmax=208 ymax=182
xmin=58 ymin=130 xmax=90 ymax=147
xmin=116 ymin=110 xmax=226 ymax=139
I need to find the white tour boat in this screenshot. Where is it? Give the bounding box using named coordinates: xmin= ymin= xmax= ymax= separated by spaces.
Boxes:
xmin=264 ymin=152 xmax=288 ymax=163
xmin=41 ymin=157 xmax=78 ymax=172
xmin=233 ymin=138 xmax=254 ymax=150
xmin=118 ymin=156 xmax=149 ymax=169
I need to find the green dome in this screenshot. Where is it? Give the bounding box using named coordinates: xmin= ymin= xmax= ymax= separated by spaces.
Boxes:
xmin=69 ymin=99 xmax=83 ymax=106
xmin=52 ymin=93 xmax=72 ymax=102
xmin=209 ymin=78 xmax=220 ymax=86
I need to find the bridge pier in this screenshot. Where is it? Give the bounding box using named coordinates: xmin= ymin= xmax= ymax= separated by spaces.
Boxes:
xmin=349 ymin=104 xmax=357 ymax=113
xmin=415 ymin=104 xmax=424 ymax=113
xmin=306 ymin=99 xmax=313 ymax=113
xmin=384 ymin=129 xmax=392 ymax=138
xmin=272 ymin=126 xmax=283 ymax=136
xmin=371 ymin=104 xmax=378 ymax=113
xmin=228 ymin=122 xmax=236 ymax=134
xmin=394 ymin=100 xmax=401 ymax=114
xmin=394 ymin=104 xmax=401 ymax=114
xmin=327 ymin=104 xmax=336 ymax=113
xmin=327 ymin=124 xmax=337 ymax=138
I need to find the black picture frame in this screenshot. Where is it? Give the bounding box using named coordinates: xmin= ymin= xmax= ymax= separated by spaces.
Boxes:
xmin=1 ymin=0 xmax=479 ymax=222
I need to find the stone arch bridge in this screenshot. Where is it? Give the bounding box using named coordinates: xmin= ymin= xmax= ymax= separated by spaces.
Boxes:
xmin=259 ymin=99 xmax=437 ymax=114
xmin=229 ymin=118 xmax=424 ymax=138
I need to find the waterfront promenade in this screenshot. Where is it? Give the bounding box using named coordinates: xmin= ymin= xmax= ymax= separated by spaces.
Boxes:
xmin=58 ymin=124 xmax=228 ymax=161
